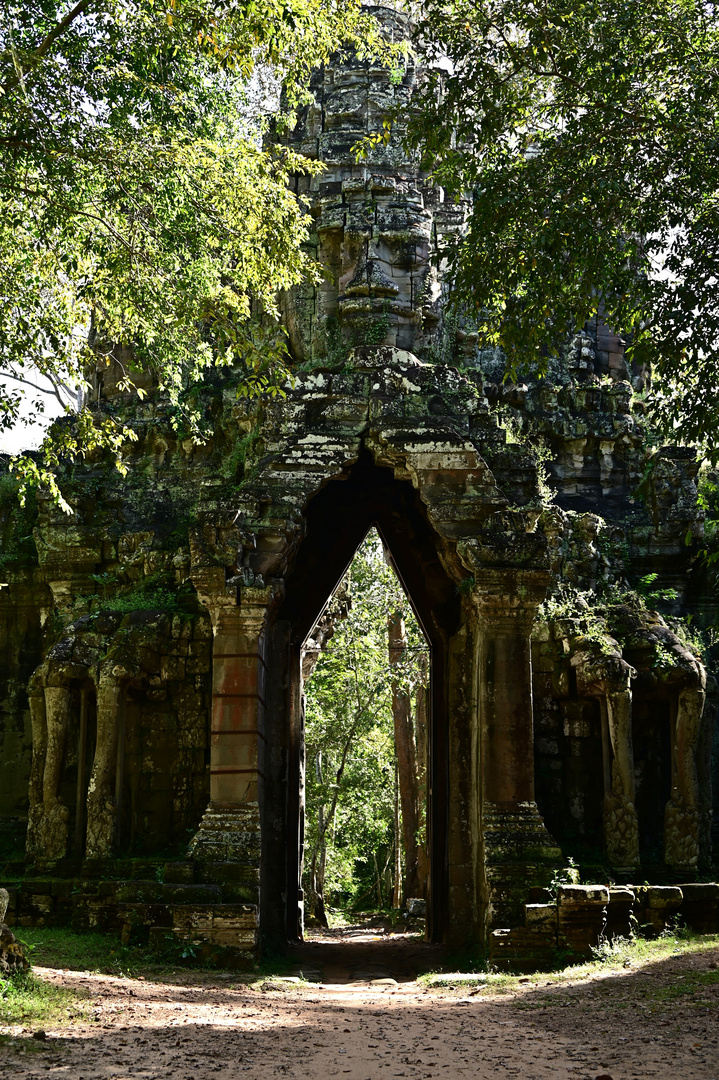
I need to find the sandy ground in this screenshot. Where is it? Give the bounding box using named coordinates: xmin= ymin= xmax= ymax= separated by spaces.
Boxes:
xmin=1 ymin=939 xmax=718 ymax=1080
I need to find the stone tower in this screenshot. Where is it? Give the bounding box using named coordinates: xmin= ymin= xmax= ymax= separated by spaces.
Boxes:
xmin=281 ymin=5 xmax=459 ymax=365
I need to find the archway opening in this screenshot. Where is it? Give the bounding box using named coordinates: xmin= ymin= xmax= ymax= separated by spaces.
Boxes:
xmin=262 ymin=451 xmax=461 ymax=955
xmin=302 ymin=527 xmax=430 ymax=942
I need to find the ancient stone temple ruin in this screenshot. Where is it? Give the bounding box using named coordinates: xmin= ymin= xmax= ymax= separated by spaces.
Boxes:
xmin=0 ymin=7 xmax=717 ymax=964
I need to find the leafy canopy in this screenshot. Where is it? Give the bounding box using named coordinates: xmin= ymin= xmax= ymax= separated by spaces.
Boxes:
xmin=407 ymin=0 xmax=719 ymax=450
xmin=0 ymin=1 xmax=388 ymax=504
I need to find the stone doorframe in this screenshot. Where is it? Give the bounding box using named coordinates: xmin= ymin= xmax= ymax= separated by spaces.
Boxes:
xmin=189 ymin=355 xmax=563 ymax=952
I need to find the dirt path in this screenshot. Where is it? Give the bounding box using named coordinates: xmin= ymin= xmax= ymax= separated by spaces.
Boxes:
xmin=1 ymin=943 xmax=718 ymax=1080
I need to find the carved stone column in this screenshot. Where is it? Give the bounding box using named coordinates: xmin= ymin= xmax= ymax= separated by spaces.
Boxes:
xmin=85 ymin=675 xmax=123 ymax=859
xmin=665 ymin=682 xmax=706 ymax=869
xmin=572 ymin=646 xmax=639 ymax=871
xmin=36 ymin=684 xmax=72 ymax=861
xmin=25 ymin=675 xmax=47 ymax=859
xmin=188 ymin=588 xmax=272 ymax=887
xmin=601 ymin=687 xmax=640 ymax=870
xmin=473 ymin=572 xmax=562 ymax=928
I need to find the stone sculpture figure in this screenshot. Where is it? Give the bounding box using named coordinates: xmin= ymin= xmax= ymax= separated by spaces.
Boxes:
xmin=282 ymin=6 xmax=456 ymax=366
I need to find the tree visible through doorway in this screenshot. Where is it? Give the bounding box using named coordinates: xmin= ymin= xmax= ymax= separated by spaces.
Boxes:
xmin=302 ymin=529 xmax=429 ymax=928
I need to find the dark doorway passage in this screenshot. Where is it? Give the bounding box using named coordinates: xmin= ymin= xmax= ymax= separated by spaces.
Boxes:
xmin=261 ymin=452 xmax=461 ymax=955
xmin=633 ymin=696 xmax=672 ymax=864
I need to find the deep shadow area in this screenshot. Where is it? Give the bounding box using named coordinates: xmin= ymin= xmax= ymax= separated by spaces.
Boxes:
xmin=288 ymin=932 xmax=446 ymax=984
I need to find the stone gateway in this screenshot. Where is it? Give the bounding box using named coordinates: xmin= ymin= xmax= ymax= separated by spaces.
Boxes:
xmin=0 ymin=7 xmax=716 ymax=964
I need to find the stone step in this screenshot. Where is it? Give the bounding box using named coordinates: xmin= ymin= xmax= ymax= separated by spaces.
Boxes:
xmin=145 ymin=902 xmax=259 ymax=967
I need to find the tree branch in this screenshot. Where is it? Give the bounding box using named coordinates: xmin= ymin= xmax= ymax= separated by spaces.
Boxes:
xmin=1 ymin=369 xmax=75 ymax=410
xmin=1 ymin=0 xmax=95 ymax=99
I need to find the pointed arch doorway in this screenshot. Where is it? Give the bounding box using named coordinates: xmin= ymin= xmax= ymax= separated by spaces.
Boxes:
xmin=262 ymin=451 xmax=461 ymax=951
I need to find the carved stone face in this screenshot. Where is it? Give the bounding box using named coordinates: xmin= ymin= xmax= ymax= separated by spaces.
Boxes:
xmin=283 ymin=8 xmax=450 ymax=363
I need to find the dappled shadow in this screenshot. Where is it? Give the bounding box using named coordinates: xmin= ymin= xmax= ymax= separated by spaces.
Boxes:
xmin=0 ymin=940 xmax=716 ymax=1079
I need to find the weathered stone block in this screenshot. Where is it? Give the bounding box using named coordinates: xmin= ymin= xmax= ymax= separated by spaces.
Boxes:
xmin=606 ymin=887 xmax=635 ymax=939
xmin=490 ymin=926 xmax=558 ymax=973
xmin=676 ymin=882 xmax=719 ymax=932
xmin=20 ymin=878 xmax=53 ymax=895
xmin=160 ymin=656 xmax=186 ymax=681
xmin=525 ymin=903 xmax=557 ymax=929
xmin=172 ymin=907 xmax=213 ymax=930
xmin=634 ymin=885 xmax=683 ymax=935
xmin=118 ymin=903 xmax=173 ymax=929
xmin=0 ymin=921 xmax=30 ymax=975
xmin=557 ymin=886 xmax=608 ymax=957
xmin=558 ymin=885 xmax=609 ymax=905
xmin=164 ymin=884 xmax=221 ymax=904
xmin=646 ymin=885 xmax=683 ymax=908
xmin=116 ymin=881 xmax=165 ymax=904
xmin=162 ymin=862 xmax=195 ymax=884
xmin=204 ymin=928 xmax=257 ymax=947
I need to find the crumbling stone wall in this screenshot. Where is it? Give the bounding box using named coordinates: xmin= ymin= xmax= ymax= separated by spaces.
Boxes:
xmin=21 ymin=608 xmax=212 ymax=868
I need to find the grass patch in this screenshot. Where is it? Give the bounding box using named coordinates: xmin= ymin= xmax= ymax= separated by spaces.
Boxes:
xmin=421 ymin=972 xmax=494 ymax=988
xmin=580 ymin=928 xmax=719 ymax=977
xmin=0 ymin=971 xmax=86 ymax=1028
xmin=510 ymin=931 xmax=719 ymax=1009
xmin=18 ymin=926 xmax=152 ymax=976
xmin=15 ymin=926 xmax=261 ymax=982
xmin=14 ymin=926 xmax=216 ymax=980
xmin=417 ymin=931 xmax=719 ymax=999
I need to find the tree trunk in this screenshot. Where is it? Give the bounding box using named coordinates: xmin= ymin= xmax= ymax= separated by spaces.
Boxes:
xmin=308 ymin=753 xmax=329 ymax=927
xmin=307 ymin=713 xmax=359 ymax=926
xmin=388 ymin=611 xmax=421 ymax=901
xmin=393 ymin=758 xmax=402 ymax=909
xmin=414 ymin=653 xmax=429 ymax=898
xmin=373 ymin=850 xmax=383 ymax=907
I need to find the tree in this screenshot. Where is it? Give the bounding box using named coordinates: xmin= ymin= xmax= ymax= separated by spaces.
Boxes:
xmin=407 ymin=0 xmax=719 ymax=451
xmin=388 ymin=609 xmax=423 ymax=900
xmin=0 ymin=0 xmax=387 ymax=504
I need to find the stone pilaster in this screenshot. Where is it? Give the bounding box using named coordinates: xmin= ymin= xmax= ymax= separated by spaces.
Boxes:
xmin=85 ymin=675 xmax=123 ymax=859
xmin=664 ymin=683 xmax=706 ymax=869
xmin=36 ymin=684 xmax=72 ymax=862
xmin=25 ymin=677 xmax=47 ymax=859
xmin=571 ymin=645 xmax=639 ymax=871
xmin=188 ymin=589 xmax=273 ymax=889
xmin=601 ymin=688 xmax=640 ymax=870
xmin=472 ymin=572 xmax=562 ymax=929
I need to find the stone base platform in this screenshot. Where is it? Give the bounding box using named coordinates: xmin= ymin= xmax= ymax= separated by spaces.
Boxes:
xmin=490 ymin=882 xmax=719 ymax=972
xmin=2 ymin=858 xmax=260 ymax=968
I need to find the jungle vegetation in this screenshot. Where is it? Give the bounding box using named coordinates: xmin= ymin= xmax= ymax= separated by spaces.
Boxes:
xmin=408 ymin=0 xmax=719 ymax=455
xmin=303 ymin=529 xmax=430 ymax=922
xmin=0 ymin=0 xmax=389 ymax=505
